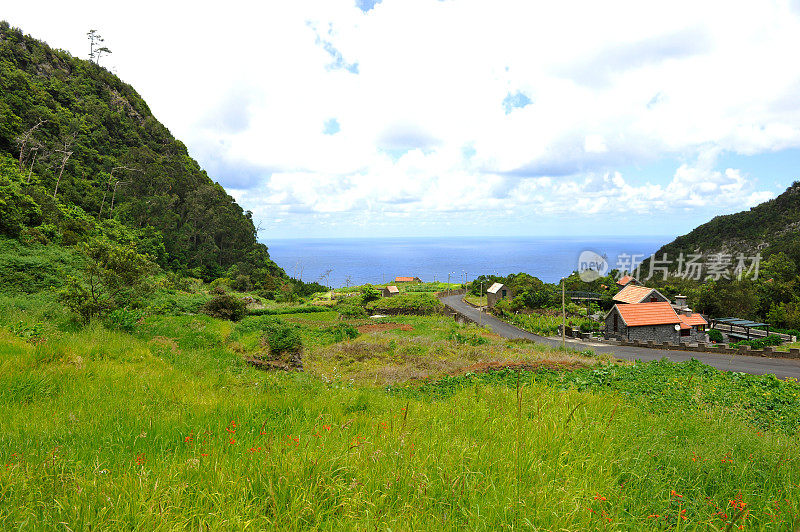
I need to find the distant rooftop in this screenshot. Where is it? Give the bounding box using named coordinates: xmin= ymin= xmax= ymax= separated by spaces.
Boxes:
xmin=487 ymin=282 xmax=505 ymax=294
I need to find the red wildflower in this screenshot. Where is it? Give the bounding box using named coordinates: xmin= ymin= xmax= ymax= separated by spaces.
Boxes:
xmin=229 ymin=438 xmax=236 ymax=445
xmin=323 ymin=425 xmax=331 ymax=432
xmin=134 ymin=453 xmax=145 ymax=466
xmin=671 ymin=490 xmax=683 ymax=498
xmin=593 ymin=494 xmax=607 ymax=501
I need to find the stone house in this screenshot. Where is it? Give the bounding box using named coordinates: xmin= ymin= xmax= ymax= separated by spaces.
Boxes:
xmin=486 ymin=282 xmax=514 ymax=308
xmin=612 ymin=284 xmax=669 ymax=304
xmin=605 ymin=301 xmax=708 ymax=343
xmin=381 ymin=285 xmax=399 ymax=297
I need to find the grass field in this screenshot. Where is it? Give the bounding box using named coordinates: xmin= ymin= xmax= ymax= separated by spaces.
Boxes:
xmin=1 ymin=292 xmax=799 ymax=529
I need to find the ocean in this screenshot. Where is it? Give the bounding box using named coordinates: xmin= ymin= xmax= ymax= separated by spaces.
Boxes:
xmin=264 ymin=236 xmax=672 ymax=287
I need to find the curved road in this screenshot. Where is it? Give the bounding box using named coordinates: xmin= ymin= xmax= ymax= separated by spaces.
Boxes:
xmin=441 ymin=295 xmax=800 ymax=379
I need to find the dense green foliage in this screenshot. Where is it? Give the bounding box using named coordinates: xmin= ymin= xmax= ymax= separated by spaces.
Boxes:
xmin=0 ymin=22 xmax=282 ymax=279
xmin=652 ymin=182 xmax=800 ymax=261
xmin=729 ymin=335 xmax=785 ymax=350
xmin=365 ymin=292 xmax=443 ymax=313
xmin=201 ymin=293 xmax=247 ymax=322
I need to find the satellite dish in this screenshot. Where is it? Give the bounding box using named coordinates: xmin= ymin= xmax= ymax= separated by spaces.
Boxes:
xmin=674 ymin=324 xmax=681 ymax=331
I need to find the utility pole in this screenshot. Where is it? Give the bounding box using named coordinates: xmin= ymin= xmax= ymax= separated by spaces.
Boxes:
xmin=561 ymin=278 xmax=566 ymax=350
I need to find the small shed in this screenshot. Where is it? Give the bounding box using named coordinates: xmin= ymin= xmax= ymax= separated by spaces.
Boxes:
xmin=381 ymin=285 xmax=400 ymax=298
xmin=395 ymin=276 xmax=422 ymax=283
xmin=486 ymin=282 xmax=514 ymax=308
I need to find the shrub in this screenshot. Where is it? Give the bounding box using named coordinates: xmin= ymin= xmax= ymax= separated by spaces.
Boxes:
xmin=320 ymin=323 xmax=360 ymax=344
xmin=264 ymin=323 xmax=302 ymax=357
xmin=59 ymin=239 xmax=156 ymax=322
xmin=106 ymin=307 xmax=145 ymax=332
xmin=201 ymin=294 xmax=246 ymax=321
xmin=731 ymin=335 xmax=785 ymax=350
xmin=231 ymin=274 xmax=252 ymax=292
xmin=360 ymin=285 xmax=381 ymax=304
xmin=448 ymin=329 xmax=488 ymax=346
xmin=337 ymin=304 xmax=367 ymax=318
xmin=707 ymin=329 xmax=724 ymax=343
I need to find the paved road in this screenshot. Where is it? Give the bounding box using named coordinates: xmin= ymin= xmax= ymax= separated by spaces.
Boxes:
xmin=440 ymin=295 xmax=800 ymax=379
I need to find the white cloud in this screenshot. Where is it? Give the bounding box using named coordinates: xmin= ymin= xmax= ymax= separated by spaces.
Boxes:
xmin=4 ymin=0 xmax=799 ymax=237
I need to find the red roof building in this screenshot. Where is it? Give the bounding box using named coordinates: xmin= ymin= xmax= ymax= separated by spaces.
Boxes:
xmin=606 ymin=301 xmax=708 ymax=343
xmin=612 ymin=284 xmax=669 ymax=304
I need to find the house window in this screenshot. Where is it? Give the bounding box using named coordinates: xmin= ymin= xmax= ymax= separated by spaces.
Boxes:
xmin=680 ymin=328 xmax=690 ymax=337
xmin=613 ymin=313 xmax=618 ymax=331
xmin=650 ymin=296 xmax=658 ymax=302
xmin=502 ymin=289 xmax=507 ymax=298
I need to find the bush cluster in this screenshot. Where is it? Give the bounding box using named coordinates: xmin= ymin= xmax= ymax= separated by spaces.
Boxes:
xmin=730 ymin=334 xmax=785 ymax=350
xmin=201 ymin=294 xmax=247 ymax=321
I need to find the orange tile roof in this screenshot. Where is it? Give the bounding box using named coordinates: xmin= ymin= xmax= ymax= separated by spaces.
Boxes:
xmin=615 ymin=302 xmax=681 ymax=327
xmin=613 ymin=284 xmax=660 ymax=304
xmin=678 ymin=313 xmax=707 ymax=327
xmin=617 ymin=275 xmax=635 ymax=286
xmin=394 ymin=277 xmax=415 ymax=282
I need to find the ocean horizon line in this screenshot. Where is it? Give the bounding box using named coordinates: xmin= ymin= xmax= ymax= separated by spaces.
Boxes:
xmin=263 ymin=234 xmax=677 ymax=242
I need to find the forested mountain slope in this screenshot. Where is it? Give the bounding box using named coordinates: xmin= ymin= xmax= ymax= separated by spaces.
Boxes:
xmin=652 ymin=182 xmax=800 ymax=265
xmin=0 ymin=21 xmax=282 ymax=279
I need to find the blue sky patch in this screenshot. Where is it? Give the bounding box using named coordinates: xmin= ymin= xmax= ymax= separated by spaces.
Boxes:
xmin=323 ymin=118 xmax=340 ymax=135
xmin=502 ymin=91 xmax=532 ymax=114
xmin=355 ymin=0 xmax=383 ymax=12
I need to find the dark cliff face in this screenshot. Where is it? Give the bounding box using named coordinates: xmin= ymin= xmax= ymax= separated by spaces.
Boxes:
xmin=0 ymin=21 xmax=282 ymax=278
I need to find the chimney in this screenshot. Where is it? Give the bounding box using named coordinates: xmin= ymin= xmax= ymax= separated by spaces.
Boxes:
xmin=675 ymin=294 xmax=687 ymax=309
xmin=681 ymin=307 xmax=692 ymax=317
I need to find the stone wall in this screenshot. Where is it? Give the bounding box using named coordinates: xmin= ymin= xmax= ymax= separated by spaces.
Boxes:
xmin=604 ymin=338 xmax=800 ymax=359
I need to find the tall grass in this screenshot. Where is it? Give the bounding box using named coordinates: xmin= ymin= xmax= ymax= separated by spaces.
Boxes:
xmin=1 ymin=300 xmax=799 ymax=529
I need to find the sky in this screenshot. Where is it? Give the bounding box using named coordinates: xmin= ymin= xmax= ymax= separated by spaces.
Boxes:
xmin=5 ymin=1 xmax=800 ymax=240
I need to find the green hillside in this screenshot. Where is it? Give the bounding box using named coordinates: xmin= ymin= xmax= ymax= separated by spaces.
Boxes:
xmin=652 ymin=182 xmax=800 ymax=264
xmin=0 ymin=21 xmax=281 ymax=279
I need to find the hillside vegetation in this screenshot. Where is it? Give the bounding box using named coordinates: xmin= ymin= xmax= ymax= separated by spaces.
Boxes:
xmin=651 ymin=181 xmax=800 ymax=264
xmin=0 ymin=21 xmax=280 ymax=279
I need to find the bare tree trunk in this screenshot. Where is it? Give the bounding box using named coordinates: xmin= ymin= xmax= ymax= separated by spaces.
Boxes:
xmin=16 ymin=119 xmax=46 ymax=170
xmin=52 ymin=148 xmax=73 ymax=199
xmin=26 ymin=150 xmax=38 ymax=184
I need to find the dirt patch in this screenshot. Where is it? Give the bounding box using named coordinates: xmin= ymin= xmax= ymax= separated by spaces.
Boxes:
xmin=245 ymin=355 xmax=302 ymax=372
xmin=358 ymin=323 xmax=414 ymax=333
xmin=459 ymin=359 xmax=586 ymax=374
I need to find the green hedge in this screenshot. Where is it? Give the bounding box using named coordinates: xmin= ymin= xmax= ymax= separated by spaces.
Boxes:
xmin=365 ymin=293 xmax=443 ymax=313
xmin=247 ymin=305 xmax=330 ymax=316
